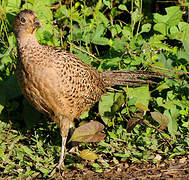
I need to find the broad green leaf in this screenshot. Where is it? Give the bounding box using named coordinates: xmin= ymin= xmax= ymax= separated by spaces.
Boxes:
xmin=99 ymin=93 xmax=114 ymax=124
xmin=112 ymin=38 xmax=126 ymax=53
xmin=118 ymin=4 xmax=128 ymax=12
xmin=99 ymin=93 xmax=123 ymax=124
xmin=165 ymin=108 xmax=179 ymax=138
xmin=153 ymin=23 xmax=167 ymax=35
xmin=178 ymin=50 xmax=189 ymax=62
xmin=95 ymin=11 xmax=109 ymax=26
xmin=127 ymin=86 xmax=150 ymax=107
xmin=93 ymin=23 xmax=106 ymax=39
xmin=122 ymin=26 xmax=132 ymax=40
xmin=92 ymin=37 xmax=109 ymax=45
xmin=111 ymin=93 xmax=125 ymax=113
xmin=111 ymin=7 xmax=118 ymax=17
xmin=70 ymin=121 xmax=105 ymax=142
xmin=183 ymin=40 xmax=189 ymax=54
xmin=153 ymin=6 xmax=182 ymax=36
xmin=169 ymin=22 xmax=189 ymax=42
xmin=54 ymin=5 xmax=69 ymax=19
xmin=80 ymin=149 xmax=98 ymax=160
xmin=8 ymin=33 xmax=16 ymax=48
xmin=154 ymin=6 xmax=182 ymax=26
xmin=156 ymin=97 xmax=176 ymax=110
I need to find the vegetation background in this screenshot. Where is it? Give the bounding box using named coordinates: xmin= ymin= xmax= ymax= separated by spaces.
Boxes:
xmin=0 ymin=0 xmax=188 ymax=178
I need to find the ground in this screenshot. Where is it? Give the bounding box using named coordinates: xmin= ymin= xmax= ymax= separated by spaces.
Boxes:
xmin=50 ymin=156 xmax=189 ymax=179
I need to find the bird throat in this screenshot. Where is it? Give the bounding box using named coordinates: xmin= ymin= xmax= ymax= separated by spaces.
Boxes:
xmin=17 ymin=32 xmax=39 ymax=49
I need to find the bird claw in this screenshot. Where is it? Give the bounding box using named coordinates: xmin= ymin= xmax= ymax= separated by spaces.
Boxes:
xmin=50 ymin=162 xmax=64 ymax=176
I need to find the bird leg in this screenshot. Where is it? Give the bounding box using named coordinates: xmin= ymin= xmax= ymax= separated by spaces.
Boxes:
xmin=50 ymin=115 xmax=70 ymax=176
xmin=68 ymin=123 xmax=78 ymax=153
xmin=57 ymin=136 xmax=67 ymax=168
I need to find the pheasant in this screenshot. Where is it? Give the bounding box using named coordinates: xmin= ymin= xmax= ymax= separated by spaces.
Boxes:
xmin=13 ymin=9 xmax=168 ymax=170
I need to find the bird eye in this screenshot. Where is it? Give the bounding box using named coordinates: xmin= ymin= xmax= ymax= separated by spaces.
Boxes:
xmin=20 ymin=17 xmax=26 ymax=24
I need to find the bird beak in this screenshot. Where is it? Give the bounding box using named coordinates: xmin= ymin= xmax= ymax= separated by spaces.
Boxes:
xmin=34 ymin=20 xmax=42 ymax=28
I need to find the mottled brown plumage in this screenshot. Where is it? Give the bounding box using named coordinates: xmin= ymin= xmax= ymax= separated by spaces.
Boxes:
xmin=13 ymin=9 xmax=167 ymax=171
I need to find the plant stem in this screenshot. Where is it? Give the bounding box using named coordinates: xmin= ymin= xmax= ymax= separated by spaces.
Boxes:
xmin=70 ymin=0 xmax=73 ymax=53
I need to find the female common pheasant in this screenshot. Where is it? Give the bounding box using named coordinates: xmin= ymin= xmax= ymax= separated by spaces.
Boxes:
xmin=13 ymin=9 xmax=167 ymax=170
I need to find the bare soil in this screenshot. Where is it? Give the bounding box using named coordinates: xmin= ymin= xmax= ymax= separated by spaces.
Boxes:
xmin=60 ymin=156 xmax=189 ymax=180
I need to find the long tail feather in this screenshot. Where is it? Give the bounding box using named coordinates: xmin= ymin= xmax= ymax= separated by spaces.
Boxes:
xmin=102 ymin=70 xmax=171 ymax=86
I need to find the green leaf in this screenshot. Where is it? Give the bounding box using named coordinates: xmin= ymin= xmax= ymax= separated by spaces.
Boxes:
xmin=153 ymin=23 xmax=167 ymax=35
xmin=0 ymin=105 xmax=4 ymax=114
xmin=103 ymin=0 xmax=111 ymax=8
xmin=108 ymin=131 xmax=117 ymax=139
xmin=80 ymin=149 xmax=98 ymax=160
xmin=99 ymin=93 xmax=123 ymax=124
xmin=154 ymin=6 xmax=182 ymax=26
xmin=70 ymin=121 xmax=105 ymax=142
xmin=127 ymin=86 xmax=150 ymax=107
xmin=39 ymin=167 xmax=49 ymax=176
xmin=99 ymin=57 xmax=121 ymax=70
xmin=140 ymin=23 xmax=151 ymax=33
xmin=91 ymin=23 xmax=109 ymax=45
xmin=169 ymin=22 xmax=189 ymax=42
xmin=111 ymin=24 xmax=122 ymax=37
xmin=122 ymin=26 xmax=132 ymax=40
xmin=92 ymin=37 xmax=109 ymax=45
xmin=153 ymin=6 xmax=182 ymax=35
xmin=22 ymin=145 xmax=33 ymax=156
xmin=183 ymin=40 xmax=189 ymax=54
xmin=157 ymin=98 xmax=176 ymax=110
xmin=0 ymin=149 xmax=6 ymax=161
xmin=80 ymin=111 xmax=89 ymax=119
xmin=112 ymin=38 xmax=126 ymax=53
xmin=111 ymin=93 xmax=125 ymax=113
xmin=95 ymin=11 xmax=109 ymax=26
xmin=99 ymin=93 xmax=114 ymax=124
xmin=132 ymin=9 xmax=140 ymax=25
xmin=165 ymin=108 xmax=179 ymax=138
xmin=118 ymin=4 xmax=128 ymax=12
xmin=154 ymin=84 xmax=170 ymax=91
xmin=6 ymin=0 xmax=21 ymax=12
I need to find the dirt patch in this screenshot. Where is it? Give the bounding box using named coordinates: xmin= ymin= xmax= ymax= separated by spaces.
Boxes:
xmin=61 ymin=156 xmax=189 ymax=179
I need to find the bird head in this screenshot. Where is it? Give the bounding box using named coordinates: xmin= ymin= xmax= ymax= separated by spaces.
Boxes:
xmin=13 ymin=9 xmax=42 ymax=38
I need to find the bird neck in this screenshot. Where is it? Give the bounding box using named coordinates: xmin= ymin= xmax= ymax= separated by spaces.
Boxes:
xmin=16 ymin=33 xmax=39 ymax=49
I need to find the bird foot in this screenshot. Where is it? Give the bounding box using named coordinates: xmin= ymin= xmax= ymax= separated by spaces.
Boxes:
xmin=50 ymin=162 xmax=64 ymax=177
xmin=69 ymin=145 xmax=78 ymax=153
